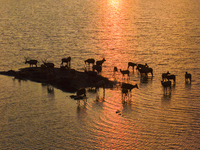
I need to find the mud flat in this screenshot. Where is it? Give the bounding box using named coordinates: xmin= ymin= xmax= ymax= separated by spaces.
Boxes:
xmin=0 ymin=67 xmax=115 ymax=93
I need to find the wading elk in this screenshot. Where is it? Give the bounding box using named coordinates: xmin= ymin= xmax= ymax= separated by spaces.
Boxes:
xmin=161 ymin=80 xmax=171 ymax=94
xmin=128 ymin=62 xmax=137 ymax=70
xmin=137 ymin=67 xmax=153 ymax=77
xmin=121 ymin=83 xmax=139 ymax=92
xmin=166 ymin=74 xmax=176 ymax=83
xmin=185 ymin=72 xmax=192 ymax=83
xmin=136 ymin=63 xmax=148 ymax=70
xmin=162 ymin=71 xmax=170 ymax=81
xmin=161 ymin=80 xmax=171 ymax=88
xmin=120 ymin=69 xmax=130 ymax=78
xmin=113 ymin=66 xmax=118 ymax=76
xmin=61 ymin=57 xmax=71 ymax=68
xmin=96 ymin=58 xmax=106 ymax=66
xmin=114 ymin=67 xmax=118 ymax=72
xmin=25 ymin=59 xmax=38 ymax=67
xmin=85 ymin=58 xmax=95 ymax=66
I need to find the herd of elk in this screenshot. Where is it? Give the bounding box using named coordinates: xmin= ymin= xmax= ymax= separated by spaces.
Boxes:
xmin=84 ymin=58 xmax=106 ymax=74
xmin=24 ymin=57 xmax=192 ymax=101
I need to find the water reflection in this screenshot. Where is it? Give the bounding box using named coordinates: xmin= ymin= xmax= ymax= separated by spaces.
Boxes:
xmin=97 ymin=0 xmax=134 ymax=81
xmin=96 ymin=88 xmax=105 ymax=102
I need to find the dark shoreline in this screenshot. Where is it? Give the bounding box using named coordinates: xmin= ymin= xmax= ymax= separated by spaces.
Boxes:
xmin=0 ymin=67 xmax=115 ymax=93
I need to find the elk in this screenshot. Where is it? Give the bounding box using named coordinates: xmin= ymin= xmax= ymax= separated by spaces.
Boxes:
xmin=161 ymin=80 xmax=171 ymax=88
xmin=166 ymin=74 xmax=176 ymax=83
xmin=61 ymin=57 xmax=71 ymax=68
xmin=185 ymin=72 xmax=191 ymax=82
xmin=136 ymin=63 xmax=148 ymax=70
xmin=25 ymin=59 xmax=38 ymax=67
xmin=93 ymin=65 xmax=102 ymax=74
xmin=121 ymin=83 xmax=139 ymax=92
xmin=161 ymin=80 xmax=171 ymax=94
xmin=128 ymin=62 xmax=137 ymax=70
xmin=162 ymin=71 xmax=170 ymax=81
xmin=42 ymin=59 xmax=54 ymax=69
xmin=113 ymin=66 xmax=118 ymax=76
xmin=120 ymin=69 xmax=130 ymax=78
xmin=137 ymin=67 xmax=153 ymax=77
xmin=96 ymin=58 xmax=106 ymax=66
xmin=114 ymin=66 xmax=118 ymax=72
xmin=85 ymin=58 xmax=95 ymax=66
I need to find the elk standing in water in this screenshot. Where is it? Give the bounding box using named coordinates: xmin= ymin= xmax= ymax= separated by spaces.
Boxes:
xmin=113 ymin=66 xmax=118 ymax=77
xmin=61 ymin=57 xmax=71 ymax=68
xmin=25 ymin=59 xmax=38 ymax=67
xmin=185 ymin=72 xmax=192 ymax=83
xmin=161 ymin=80 xmax=171 ymax=94
xmin=166 ymin=74 xmax=176 ymax=84
xmin=137 ymin=64 xmax=153 ymax=77
xmin=162 ymin=71 xmax=170 ymax=81
xmin=120 ymin=69 xmax=130 ymax=79
xmin=128 ymin=62 xmax=137 ymax=71
xmin=121 ymin=83 xmax=138 ymax=93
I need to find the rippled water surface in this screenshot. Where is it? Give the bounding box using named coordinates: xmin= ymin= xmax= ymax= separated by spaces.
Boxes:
xmin=1 ymin=0 xmax=200 ymax=149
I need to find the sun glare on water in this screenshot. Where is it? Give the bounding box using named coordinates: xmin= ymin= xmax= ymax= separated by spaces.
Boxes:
xmin=108 ymin=0 xmax=121 ymax=10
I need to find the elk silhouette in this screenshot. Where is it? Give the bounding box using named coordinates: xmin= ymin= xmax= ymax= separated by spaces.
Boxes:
xmin=42 ymin=59 xmax=54 ymax=69
xmin=96 ymin=58 xmax=106 ymax=66
xmin=61 ymin=57 xmax=71 ymax=68
xmin=25 ymin=58 xmax=38 ymax=67
xmin=185 ymin=72 xmax=192 ymax=83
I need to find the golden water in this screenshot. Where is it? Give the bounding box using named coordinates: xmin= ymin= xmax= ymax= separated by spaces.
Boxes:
xmin=0 ymin=0 xmax=200 ymax=149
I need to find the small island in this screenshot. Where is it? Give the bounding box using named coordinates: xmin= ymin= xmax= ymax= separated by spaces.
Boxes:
xmin=0 ymin=67 xmax=115 ymax=93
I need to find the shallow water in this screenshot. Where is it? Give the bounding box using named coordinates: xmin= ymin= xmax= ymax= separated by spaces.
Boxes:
xmin=0 ymin=0 xmax=200 ymax=149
